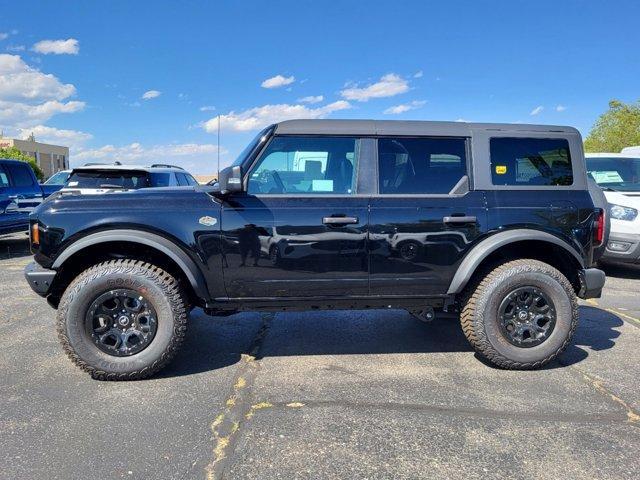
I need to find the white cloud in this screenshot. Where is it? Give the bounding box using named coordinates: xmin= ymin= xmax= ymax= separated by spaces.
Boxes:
xmin=455 ymin=118 xmax=469 ymax=122
xmin=383 ymin=100 xmax=426 ymax=115
xmin=413 ymin=70 xmax=423 ymax=78
xmin=6 ymin=45 xmax=25 ymax=52
xmin=0 ymin=54 xmax=76 ymax=101
xmin=340 ymin=73 xmax=409 ymax=102
xmin=142 ymin=90 xmax=161 ymax=100
xmin=73 ymin=142 xmax=226 ymax=173
xmin=0 ymin=33 xmax=8 ymax=41
xmin=556 ymin=104 xmax=566 ymax=112
xmin=199 ymin=105 xmax=216 ymax=112
xmin=298 ymin=95 xmax=324 ymax=104
xmin=0 ymin=100 xmax=85 ymax=127
xmin=202 ymin=101 xmax=351 ymax=133
xmin=261 ymin=74 xmax=295 ymax=89
xmin=530 ymin=105 xmax=544 ymax=116
xmin=32 ymin=38 xmax=79 ymax=55
xmin=16 ymin=124 xmax=92 ymax=149
xmin=0 ymin=54 xmax=84 ymax=128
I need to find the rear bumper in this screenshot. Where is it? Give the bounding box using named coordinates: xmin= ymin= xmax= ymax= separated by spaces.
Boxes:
xmin=24 ymin=261 xmax=57 ymax=297
xmin=578 ymin=268 xmax=606 ymax=299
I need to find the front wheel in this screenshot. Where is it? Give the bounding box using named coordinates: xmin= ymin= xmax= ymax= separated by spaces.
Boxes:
xmin=56 ymin=259 xmax=188 ymax=380
xmin=460 ymin=259 xmax=577 ymax=369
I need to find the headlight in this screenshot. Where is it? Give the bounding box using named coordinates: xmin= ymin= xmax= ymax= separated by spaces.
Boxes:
xmin=610 ymin=204 xmax=638 ymax=221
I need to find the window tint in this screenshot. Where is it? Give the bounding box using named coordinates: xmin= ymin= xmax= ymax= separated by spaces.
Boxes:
xmin=176 ymin=173 xmax=189 ymax=186
xmin=378 ymin=137 xmax=467 ymax=194
xmin=67 ymin=171 xmax=150 ymax=189
xmin=149 ymin=172 xmax=172 ymax=187
xmin=185 ymin=174 xmax=199 ymax=186
xmin=490 ymin=138 xmax=573 ymax=186
xmin=247 ymin=136 xmax=359 ymax=195
xmin=6 ymin=163 xmax=34 ymax=187
xmin=0 ymin=170 xmax=9 ymax=187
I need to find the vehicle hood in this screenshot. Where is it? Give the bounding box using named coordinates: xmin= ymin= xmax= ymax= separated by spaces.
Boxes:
xmin=603 ymin=191 xmax=640 ymax=209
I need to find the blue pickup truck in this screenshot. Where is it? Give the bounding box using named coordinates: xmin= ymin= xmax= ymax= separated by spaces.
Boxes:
xmin=0 ymin=159 xmax=45 ymax=236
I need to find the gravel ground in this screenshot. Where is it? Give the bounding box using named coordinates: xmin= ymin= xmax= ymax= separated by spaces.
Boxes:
xmin=1 ymin=234 xmax=638 ymax=480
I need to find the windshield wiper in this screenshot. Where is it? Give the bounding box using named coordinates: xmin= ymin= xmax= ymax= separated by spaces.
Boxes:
xmin=98 ymin=183 xmax=126 ymax=189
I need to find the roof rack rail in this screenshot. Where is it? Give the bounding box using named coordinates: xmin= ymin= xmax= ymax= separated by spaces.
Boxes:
xmin=150 ymin=163 xmax=184 ymax=170
xmin=83 ymin=161 xmax=123 ymax=166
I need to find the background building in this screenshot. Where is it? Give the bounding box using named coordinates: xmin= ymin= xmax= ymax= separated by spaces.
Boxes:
xmin=0 ymin=133 xmax=69 ymax=179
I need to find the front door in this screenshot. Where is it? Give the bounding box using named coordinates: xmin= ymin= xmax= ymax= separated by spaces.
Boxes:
xmin=369 ymin=136 xmax=487 ymax=296
xmin=221 ymin=135 xmax=369 ymax=298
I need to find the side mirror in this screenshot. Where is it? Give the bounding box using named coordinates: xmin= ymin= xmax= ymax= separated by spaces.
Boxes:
xmin=217 ymin=165 xmax=244 ymax=195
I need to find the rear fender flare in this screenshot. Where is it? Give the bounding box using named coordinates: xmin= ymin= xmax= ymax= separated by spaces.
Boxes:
xmin=447 ymin=229 xmax=584 ymax=295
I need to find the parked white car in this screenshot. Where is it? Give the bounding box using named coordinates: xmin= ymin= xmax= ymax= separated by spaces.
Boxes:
xmin=586 ymin=153 xmax=640 ymax=264
xmin=57 ymin=163 xmax=199 ymax=195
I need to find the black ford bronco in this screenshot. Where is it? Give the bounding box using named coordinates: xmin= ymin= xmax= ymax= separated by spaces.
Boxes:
xmin=24 ymin=120 xmax=606 ymax=379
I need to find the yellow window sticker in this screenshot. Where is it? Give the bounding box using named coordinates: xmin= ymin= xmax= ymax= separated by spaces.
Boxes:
xmin=495 ymin=165 xmax=507 ymax=175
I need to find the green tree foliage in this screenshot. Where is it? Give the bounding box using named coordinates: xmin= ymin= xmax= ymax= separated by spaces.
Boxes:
xmin=584 ymin=100 xmax=640 ymax=153
xmin=0 ymin=146 xmax=44 ymax=180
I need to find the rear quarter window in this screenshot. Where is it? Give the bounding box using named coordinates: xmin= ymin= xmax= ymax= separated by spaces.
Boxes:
xmin=490 ymin=137 xmax=573 ymax=186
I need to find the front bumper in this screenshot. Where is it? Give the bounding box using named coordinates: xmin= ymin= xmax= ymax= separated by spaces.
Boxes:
xmin=24 ymin=261 xmax=57 ymax=297
xmin=601 ymin=232 xmax=640 ymax=264
xmin=578 ymin=268 xmax=606 ymax=299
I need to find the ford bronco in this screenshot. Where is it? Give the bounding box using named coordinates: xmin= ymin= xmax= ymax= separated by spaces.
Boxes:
xmin=24 ymin=120 xmax=606 ymax=379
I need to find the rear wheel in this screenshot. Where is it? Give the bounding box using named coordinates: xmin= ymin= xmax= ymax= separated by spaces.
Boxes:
xmin=460 ymin=259 xmax=577 ymax=369
xmin=56 ymin=259 xmax=188 ymax=380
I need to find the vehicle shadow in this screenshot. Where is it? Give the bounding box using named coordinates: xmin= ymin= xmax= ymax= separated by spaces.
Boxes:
xmin=160 ymin=305 xmax=623 ymax=377
xmin=599 ymin=262 xmax=640 ymax=280
xmin=0 ymin=234 xmax=31 ymax=260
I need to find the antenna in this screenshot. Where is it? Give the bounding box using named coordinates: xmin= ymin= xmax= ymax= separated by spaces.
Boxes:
xmin=216 ymin=115 xmax=221 ymax=181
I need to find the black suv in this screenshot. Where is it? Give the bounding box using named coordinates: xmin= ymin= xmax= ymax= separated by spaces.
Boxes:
xmin=24 ymin=120 xmax=606 ymax=379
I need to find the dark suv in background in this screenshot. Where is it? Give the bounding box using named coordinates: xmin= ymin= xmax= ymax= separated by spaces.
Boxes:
xmin=24 ymin=120 xmax=605 ymax=379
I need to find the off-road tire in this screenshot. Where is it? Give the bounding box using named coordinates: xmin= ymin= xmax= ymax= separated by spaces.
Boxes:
xmin=460 ymin=259 xmax=578 ymax=369
xmin=56 ymin=259 xmax=188 ymax=380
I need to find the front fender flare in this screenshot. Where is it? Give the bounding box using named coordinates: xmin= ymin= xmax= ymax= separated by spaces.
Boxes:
xmin=52 ymin=229 xmax=209 ymax=300
xmin=447 ymin=229 xmax=585 ymax=295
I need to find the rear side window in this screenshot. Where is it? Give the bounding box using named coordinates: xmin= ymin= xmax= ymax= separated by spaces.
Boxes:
xmin=6 ymin=163 xmax=35 ymax=187
xmin=176 ymin=173 xmax=189 ymax=186
xmin=490 ymin=138 xmax=573 ymax=186
xmin=378 ymin=137 xmax=467 ymax=194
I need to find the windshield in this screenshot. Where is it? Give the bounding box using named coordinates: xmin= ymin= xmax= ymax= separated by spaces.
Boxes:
xmin=586 ymin=157 xmax=640 ymax=191
xmin=44 ymin=171 xmax=70 ymax=185
xmin=66 ymin=170 xmax=150 ymax=189
xmin=231 ymin=126 xmax=274 ymax=167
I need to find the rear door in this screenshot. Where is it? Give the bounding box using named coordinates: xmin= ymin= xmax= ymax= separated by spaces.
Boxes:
xmin=369 ymin=136 xmax=487 ymax=296
xmin=220 ymin=135 xmax=369 ymax=298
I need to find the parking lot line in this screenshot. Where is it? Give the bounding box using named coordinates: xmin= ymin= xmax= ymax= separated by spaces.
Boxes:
xmin=606 ymin=308 xmax=640 ymax=326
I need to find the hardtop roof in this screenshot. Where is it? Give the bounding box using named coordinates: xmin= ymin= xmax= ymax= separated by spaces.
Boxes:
xmin=273 ymin=119 xmax=579 ymax=136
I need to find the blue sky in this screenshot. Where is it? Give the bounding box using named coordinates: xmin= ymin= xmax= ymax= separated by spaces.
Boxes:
xmin=1 ymin=0 xmax=639 ymax=174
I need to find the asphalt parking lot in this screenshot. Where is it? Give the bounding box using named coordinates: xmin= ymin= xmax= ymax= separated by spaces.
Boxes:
xmin=1 ymin=234 xmax=639 ymax=480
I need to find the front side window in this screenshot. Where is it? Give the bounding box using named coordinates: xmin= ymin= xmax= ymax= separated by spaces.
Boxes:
xmin=378 ymin=137 xmax=467 ymax=194
xmin=491 ymin=137 xmax=573 ymax=186
xmin=6 ymin=164 xmax=35 ymax=187
xmin=587 ymin=157 xmax=640 ymax=191
xmin=247 ymin=136 xmax=359 ymax=195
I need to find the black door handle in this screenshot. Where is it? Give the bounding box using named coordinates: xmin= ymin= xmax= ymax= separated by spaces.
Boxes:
xmin=443 ymin=215 xmax=477 ymax=224
xmin=323 ymin=216 xmax=359 ymax=225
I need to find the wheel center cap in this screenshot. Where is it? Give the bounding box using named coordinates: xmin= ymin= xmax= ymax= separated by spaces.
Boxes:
xmin=518 ymin=311 xmax=528 ymax=321
xmin=118 ymin=315 xmax=130 ymax=327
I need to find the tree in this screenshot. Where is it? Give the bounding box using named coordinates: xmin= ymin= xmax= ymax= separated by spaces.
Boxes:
xmin=584 ymin=99 xmax=640 ymax=153
xmin=0 ymin=146 xmax=44 ymax=180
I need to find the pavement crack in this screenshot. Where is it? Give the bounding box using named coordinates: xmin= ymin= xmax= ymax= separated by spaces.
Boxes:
xmin=205 ymin=312 xmax=273 ymax=480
